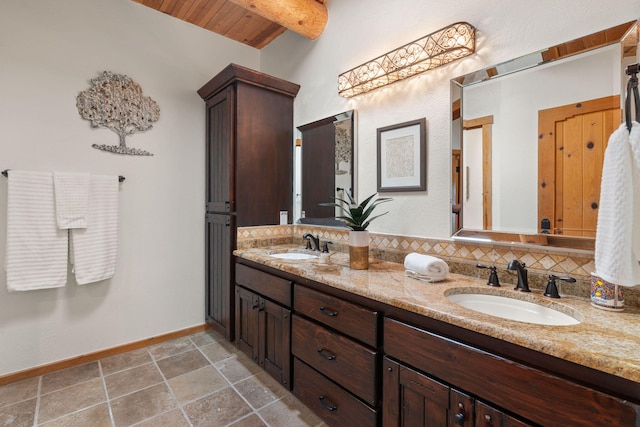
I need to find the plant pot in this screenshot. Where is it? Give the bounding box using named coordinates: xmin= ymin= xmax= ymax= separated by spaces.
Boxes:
xmin=349 ymin=230 xmax=370 ymax=270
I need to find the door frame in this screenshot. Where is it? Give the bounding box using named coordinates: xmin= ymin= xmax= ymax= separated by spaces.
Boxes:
xmin=463 ymin=115 xmax=494 ymax=230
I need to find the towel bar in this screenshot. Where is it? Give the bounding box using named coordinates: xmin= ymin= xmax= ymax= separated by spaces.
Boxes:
xmin=1 ymin=169 xmax=125 ymax=182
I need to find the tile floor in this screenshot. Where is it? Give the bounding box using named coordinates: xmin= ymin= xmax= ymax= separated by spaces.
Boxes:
xmin=0 ymin=329 xmax=326 ymax=427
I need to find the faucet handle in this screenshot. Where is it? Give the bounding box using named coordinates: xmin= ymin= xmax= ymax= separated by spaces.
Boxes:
xmin=322 ymin=241 xmax=333 ymax=253
xmin=476 ymin=264 xmax=500 ymax=287
xmin=544 ymin=275 xmax=576 ymax=298
xmin=305 ymin=238 xmax=312 ymax=250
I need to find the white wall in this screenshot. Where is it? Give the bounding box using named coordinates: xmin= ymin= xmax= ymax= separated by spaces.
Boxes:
xmin=261 ymin=0 xmax=640 ymax=238
xmin=0 ymin=0 xmax=259 ymax=376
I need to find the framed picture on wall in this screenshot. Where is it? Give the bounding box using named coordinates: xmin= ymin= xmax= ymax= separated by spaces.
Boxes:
xmin=377 ymin=118 xmax=426 ymax=192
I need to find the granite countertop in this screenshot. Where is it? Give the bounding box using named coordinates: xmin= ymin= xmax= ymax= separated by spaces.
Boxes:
xmin=234 ymin=244 xmax=640 ymax=384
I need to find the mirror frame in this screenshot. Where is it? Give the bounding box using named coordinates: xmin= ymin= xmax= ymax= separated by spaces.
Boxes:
xmin=450 ymin=20 xmax=638 ymax=251
xmin=295 ymin=110 xmax=355 ymax=227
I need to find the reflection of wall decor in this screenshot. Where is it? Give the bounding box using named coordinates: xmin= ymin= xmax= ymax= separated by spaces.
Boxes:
xmin=334 ymin=120 xmax=352 ymax=175
xmin=76 ymin=71 xmax=160 ymax=156
xmin=377 ymin=118 xmax=426 ymax=192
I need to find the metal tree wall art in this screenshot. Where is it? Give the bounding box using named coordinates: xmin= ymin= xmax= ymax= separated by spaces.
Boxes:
xmin=76 ymin=71 xmax=160 ymax=156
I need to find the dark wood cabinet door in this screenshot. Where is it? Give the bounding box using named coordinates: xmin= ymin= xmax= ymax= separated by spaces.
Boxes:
xmin=259 ymin=298 xmax=291 ymax=388
xmin=235 ymin=286 xmax=260 ymax=362
xmin=234 ymin=82 xmax=294 ymax=226
xmin=383 ymin=356 xmax=450 ymax=427
xmin=206 ymin=213 xmax=233 ymax=339
xmin=205 ymin=88 xmax=234 ymax=213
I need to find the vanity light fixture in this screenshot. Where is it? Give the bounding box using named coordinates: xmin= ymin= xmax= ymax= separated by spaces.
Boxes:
xmin=338 ymin=22 xmax=475 ymax=98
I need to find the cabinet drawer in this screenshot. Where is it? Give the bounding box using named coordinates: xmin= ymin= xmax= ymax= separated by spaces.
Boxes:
xmin=384 ymin=317 xmax=639 ymax=427
xmin=475 ymin=401 xmax=533 ymax=427
xmin=294 ymin=285 xmax=378 ymax=347
xmin=293 ymin=358 xmax=377 ymax=427
xmin=292 ymin=315 xmax=377 ymax=406
xmin=235 ymin=263 xmax=292 ymax=307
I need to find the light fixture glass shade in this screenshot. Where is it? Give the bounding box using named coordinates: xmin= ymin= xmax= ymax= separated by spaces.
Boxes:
xmin=338 ymin=22 xmax=476 ymax=98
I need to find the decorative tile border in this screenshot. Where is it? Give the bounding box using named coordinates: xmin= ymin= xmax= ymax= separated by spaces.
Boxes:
xmin=237 ymin=225 xmax=639 ymax=306
xmin=237 ymin=225 xmax=594 ymax=275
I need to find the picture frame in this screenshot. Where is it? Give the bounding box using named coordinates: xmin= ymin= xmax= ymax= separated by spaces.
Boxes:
xmin=377 ymin=118 xmax=426 ymax=192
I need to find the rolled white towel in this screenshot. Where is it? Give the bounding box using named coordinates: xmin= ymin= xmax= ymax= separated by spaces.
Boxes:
xmin=404 ymin=253 xmax=449 ymax=282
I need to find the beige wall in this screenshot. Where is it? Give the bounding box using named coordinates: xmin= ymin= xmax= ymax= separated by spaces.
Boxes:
xmin=0 ymin=0 xmax=259 ymax=377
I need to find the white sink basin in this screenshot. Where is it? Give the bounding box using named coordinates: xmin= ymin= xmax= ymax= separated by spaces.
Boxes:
xmin=446 ymin=293 xmax=580 ymax=326
xmin=270 ymin=252 xmax=319 ymax=260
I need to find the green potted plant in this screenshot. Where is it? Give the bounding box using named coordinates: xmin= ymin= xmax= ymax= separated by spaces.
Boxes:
xmin=321 ymin=193 xmax=392 ymax=269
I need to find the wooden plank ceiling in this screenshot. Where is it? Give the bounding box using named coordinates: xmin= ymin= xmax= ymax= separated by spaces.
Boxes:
xmin=133 ymin=0 xmax=326 ymax=49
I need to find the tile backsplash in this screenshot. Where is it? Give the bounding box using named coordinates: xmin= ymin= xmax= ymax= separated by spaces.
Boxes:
xmin=237 ymin=224 xmax=639 ymax=307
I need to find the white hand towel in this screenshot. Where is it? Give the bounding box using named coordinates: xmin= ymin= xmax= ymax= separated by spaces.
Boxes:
xmin=595 ymin=122 xmax=640 ymax=287
xmin=5 ymin=171 xmax=68 ymax=291
xmin=70 ymin=175 xmax=119 ymax=285
xmin=404 ymin=252 xmax=449 ymax=282
xmin=53 ymin=172 xmax=90 ymax=229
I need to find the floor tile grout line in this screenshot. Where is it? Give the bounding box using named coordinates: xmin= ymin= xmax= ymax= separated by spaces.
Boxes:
xmin=32 ymin=375 xmax=42 ymax=427
xmin=97 ymin=359 xmax=116 ymax=427
xmin=191 ymin=334 xmax=277 ymax=426
xmin=100 ymin=349 xmax=156 ymax=377
xmin=149 ymin=347 xmax=195 ymax=427
xmin=36 ymin=402 xmax=112 ymax=426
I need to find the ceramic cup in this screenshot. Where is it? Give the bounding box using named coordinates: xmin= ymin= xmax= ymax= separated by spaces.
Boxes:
xmin=590 ymin=273 xmax=624 ymax=311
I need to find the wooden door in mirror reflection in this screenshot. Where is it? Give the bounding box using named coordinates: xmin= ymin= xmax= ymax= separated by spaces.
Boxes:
xmin=300 ymin=117 xmax=336 ymax=218
xmin=451 ymin=149 xmax=461 ymax=232
xmin=538 ymin=95 xmax=620 ymax=237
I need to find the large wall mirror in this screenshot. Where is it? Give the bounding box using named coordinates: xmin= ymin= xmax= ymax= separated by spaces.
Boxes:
xmin=295 ymin=110 xmax=355 ymax=226
xmin=451 ymin=21 xmax=638 ymax=250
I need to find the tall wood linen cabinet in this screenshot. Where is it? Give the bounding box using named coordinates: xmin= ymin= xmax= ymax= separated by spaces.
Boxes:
xmin=197 ymin=64 xmax=300 ymax=340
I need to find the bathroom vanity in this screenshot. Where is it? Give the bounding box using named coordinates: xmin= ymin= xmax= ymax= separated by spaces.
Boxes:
xmin=233 ymin=246 xmax=640 ymax=427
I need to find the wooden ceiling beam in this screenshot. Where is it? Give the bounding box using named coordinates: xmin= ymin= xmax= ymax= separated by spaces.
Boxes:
xmin=228 ymin=0 xmax=327 ymax=40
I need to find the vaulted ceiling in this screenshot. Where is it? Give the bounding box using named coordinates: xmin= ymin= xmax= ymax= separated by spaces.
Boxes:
xmin=132 ymin=0 xmax=328 ymax=49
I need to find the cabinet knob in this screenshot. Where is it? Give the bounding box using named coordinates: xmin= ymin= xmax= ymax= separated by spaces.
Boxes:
xmin=454 ymin=402 xmax=465 ymax=426
xmin=484 ymin=414 xmax=492 ymax=422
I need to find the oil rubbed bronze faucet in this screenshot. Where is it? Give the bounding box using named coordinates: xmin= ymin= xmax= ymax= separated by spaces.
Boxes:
xmin=302 ymin=233 xmax=320 ymax=251
xmin=507 ymin=260 xmax=530 ymax=292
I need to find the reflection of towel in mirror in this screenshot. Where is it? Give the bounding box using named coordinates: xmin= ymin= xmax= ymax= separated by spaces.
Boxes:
xmin=404 ymin=252 xmax=449 ymax=282
xmin=595 ymin=122 xmax=640 ymax=287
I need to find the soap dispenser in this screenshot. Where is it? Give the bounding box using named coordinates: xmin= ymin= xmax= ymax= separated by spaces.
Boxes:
xmin=477 ymin=264 xmax=500 ymax=287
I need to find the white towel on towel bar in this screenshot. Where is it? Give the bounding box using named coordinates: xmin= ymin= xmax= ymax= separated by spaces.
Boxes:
xmin=70 ymin=175 xmax=119 ymax=285
xmin=5 ymin=170 xmax=68 ymax=291
xmin=595 ymin=122 xmax=640 ymax=287
xmin=53 ymin=172 xmax=90 ymax=229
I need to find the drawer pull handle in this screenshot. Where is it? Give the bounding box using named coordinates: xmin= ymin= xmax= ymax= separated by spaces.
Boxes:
xmin=319 ymin=306 xmax=338 ymax=317
xmin=318 ymin=395 xmax=337 ymax=412
xmin=317 ymin=348 xmax=336 ymax=360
